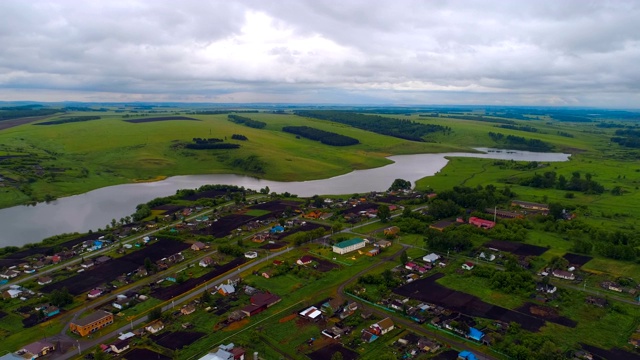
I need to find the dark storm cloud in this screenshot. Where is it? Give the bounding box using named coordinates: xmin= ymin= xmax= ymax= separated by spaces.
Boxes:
xmin=0 ymin=0 xmax=638 ymax=106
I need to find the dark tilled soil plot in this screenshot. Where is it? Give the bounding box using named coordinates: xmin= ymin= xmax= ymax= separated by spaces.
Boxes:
xmin=581 ymin=344 xmax=640 ymax=360
xmin=485 ymin=239 xmax=548 ymax=256
xmin=151 ymin=204 xmax=185 ymax=215
xmin=342 ymin=202 xmax=379 ymax=215
xmin=249 ymin=200 xmax=300 ymax=213
xmin=274 ymin=223 xmax=330 ymax=240
xmin=394 ymin=273 xmax=546 ymax=332
xmin=43 ymin=238 xmax=188 ymax=295
xmin=1 ymin=232 xmax=105 ymax=260
xmin=308 ymin=256 xmax=340 ymax=272
xmin=515 ymin=302 xmax=577 ymax=327
xmin=433 ymin=350 xmax=460 ymax=360
xmin=192 ymin=214 xmax=254 ymax=238
xmin=152 ymin=257 xmax=246 ymax=300
xmin=260 ymin=242 xmax=288 ymax=251
xmin=121 ymin=348 xmax=171 ymax=360
xmin=181 ymin=190 xmax=228 ymax=201
xmin=0 ymin=115 xmax=52 ymax=130
xmin=123 ymin=116 xmax=199 ymax=123
xmin=307 ymin=344 xmax=359 ymax=360
xmin=563 ymin=253 xmax=593 ymax=266
xmin=151 ymin=331 xmax=205 ymax=350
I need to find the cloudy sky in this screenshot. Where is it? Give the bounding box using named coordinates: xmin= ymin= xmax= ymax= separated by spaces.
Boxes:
xmin=0 ymin=0 xmax=638 ymax=107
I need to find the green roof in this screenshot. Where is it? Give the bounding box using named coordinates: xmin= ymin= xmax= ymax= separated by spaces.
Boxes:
xmin=334 ymin=238 xmax=364 ymax=248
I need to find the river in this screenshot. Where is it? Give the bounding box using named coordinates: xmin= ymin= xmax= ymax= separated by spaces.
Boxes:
xmin=0 ymin=148 xmax=569 ymax=247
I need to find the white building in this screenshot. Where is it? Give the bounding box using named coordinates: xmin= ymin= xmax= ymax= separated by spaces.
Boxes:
xmin=332 ymin=238 xmax=366 ymax=255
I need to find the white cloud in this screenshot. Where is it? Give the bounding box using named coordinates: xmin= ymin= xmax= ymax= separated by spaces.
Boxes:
xmin=0 ymin=0 xmax=638 ymax=106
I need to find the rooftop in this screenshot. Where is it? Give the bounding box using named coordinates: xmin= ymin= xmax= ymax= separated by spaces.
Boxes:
xmin=73 ymin=310 xmax=112 ymax=327
xmin=334 ymin=238 xmax=364 ymax=248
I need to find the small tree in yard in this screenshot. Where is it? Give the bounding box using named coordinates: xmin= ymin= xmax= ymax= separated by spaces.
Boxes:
xmin=400 ymin=250 xmax=409 ymax=265
xmin=377 ymin=205 xmax=391 ymax=223
xmin=148 ymin=307 xmax=162 ymax=321
xmin=331 ymin=352 xmax=344 ymax=360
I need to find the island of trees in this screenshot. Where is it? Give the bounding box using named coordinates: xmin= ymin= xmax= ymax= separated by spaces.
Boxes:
xmin=282 ymin=125 xmax=359 ymax=146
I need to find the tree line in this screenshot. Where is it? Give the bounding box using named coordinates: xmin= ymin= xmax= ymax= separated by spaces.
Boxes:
xmin=497 ymin=124 xmax=538 ymax=133
xmin=0 ymin=108 xmax=63 ymax=121
xmin=227 ymin=114 xmax=266 ymax=129
xmin=488 ymin=132 xmax=553 ymax=152
xmin=294 ymin=110 xmax=450 ymax=142
xmin=185 ymin=137 xmax=240 ymax=150
xmin=231 ymin=134 xmax=248 ymax=141
xmin=282 ymin=125 xmax=359 ymax=146
xmin=611 ymin=128 xmax=640 ymax=148
xmin=517 ymin=171 xmax=604 ymax=194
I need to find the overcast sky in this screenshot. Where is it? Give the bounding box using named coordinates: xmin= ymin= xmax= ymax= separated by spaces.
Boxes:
xmin=0 ymin=0 xmax=638 ymax=107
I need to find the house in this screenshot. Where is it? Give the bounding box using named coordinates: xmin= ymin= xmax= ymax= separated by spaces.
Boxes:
xmin=145 ymin=320 xmax=164 ymax=334
xmin=375 ymin=240 xmax=392 ymax=248
xmin=261 ymin=270 xmax=273 ymax=279
xmin=361 ymin=330 xmax=379 ymax=343
xmin=468 ymin=217 xmax=496 ymax=229
xmin=17 ymin=340 xmax=56 ymax=359
xmin=383 ymin=226 xmax=400 ymax=237
xmin=112 ymin=296 xmax=132 ymax=310
xmin=1 ymin=270 xmax=20 ymax=279
xmin=458 ymin=350 xmax=479 ymax=360
xmin=340 ymin=301 xmax=358 ymax=319
xmin=199 ymin=257 xmax=214 ymax=267
xmin=423 ymin=253 xmax=441 ymax=263
xmin=429 ymin=220 xmax=454 ymax=231
xmin=417 ymin=338 xmax=441 ymax=353
xmin=110 ymin=339 xmax=130 ymax=354
xmin=372 ymin=317 xmax=395 ymax=335
xmin=181 ymin=304 xmax=196 ymax=315
xmin=43 ymin=306 xmax=60 ymax=317
xmin=3 ymin=289 xmax=22 ymax=299
xmin=251 ymin=292 xmax=281 ymax=308
xmin=462 ymin=262 xmax=475 ymax=271
xmin=80 ymin=260 xmax=94 ymax=269
xmin=297 ymin=255 xmax=314 ymax=266
xmin=511 ymin=200 xmax=549 ymax=211
xmin=244 ymin=251 xmax=258 ymax=259
xmin=217 ymin=284 xmax=236 ymax=296
xmin=270 ymin=225 xmax=285 ymax=234
xmin=332 ymin=238 xmax=366 ymax=255
xmin=468 ymin=327 xmax=484 ymax=341
xmin=366 ymin=248 xmax=380 ymax=256
xmin=552 ymin=269 xmax=575 ymax=280
xmin=299 ymin=306 xmax=323 ymax=321
xmin=69 ymin=310 xmax=114 ymax=337
xmin=405 ymin=262 xmax=418 ymax=271
xmin=479 ymin=252 xmax=496 ymax=262
xmin=252 ymin=233 xmax=269 ymax=243
xmin=536 ymin=283 xmax=557 ymax=294
xmin=37 ymin=276 xmax=53 ymax=285
xmin=191 ymin=242 xmax=207 ymax=251
xmin=198 ymin=343 xmax=245 ymax=360
xmin=87 ymin=288 xmax=103 ymax=299
xmin=240 ymin=304 xmax=265 ymax=317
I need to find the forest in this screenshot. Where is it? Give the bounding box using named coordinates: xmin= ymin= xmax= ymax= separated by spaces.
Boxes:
xmin=282 ymin=125 xmax=359 ymax=146
xmin=0 ymin=106 xmax=63 ymax=121
xmin=611 ymin=128 xmax=640 ymax=148
xmin=294 ymin=110 xmax=450 ymax=142
xmin=184 ymin=138 xmax=240 ymax=150
xmin=227 ymin=114 xmax=267 ymax=129
xmin=488 ymin=132 xmax=553 ymax=152
xmin=516 ymin=171 xmax=605 ymax=194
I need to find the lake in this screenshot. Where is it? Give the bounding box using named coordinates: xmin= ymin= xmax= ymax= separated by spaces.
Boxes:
xmin=0 ymin=148 xmax=570 ymax=247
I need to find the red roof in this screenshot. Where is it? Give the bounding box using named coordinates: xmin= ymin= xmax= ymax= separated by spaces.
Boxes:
xmin=298 ymin=255 xmax=314 ymax=264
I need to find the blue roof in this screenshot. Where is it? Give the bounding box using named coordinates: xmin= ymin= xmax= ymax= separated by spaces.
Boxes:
xmin=468 ymin=327 xmax=484 ymax=341
xmin=458 ymin=351 xmax=478 ymax=360
xmin=270 ymin=225 xmax=285 ymax=233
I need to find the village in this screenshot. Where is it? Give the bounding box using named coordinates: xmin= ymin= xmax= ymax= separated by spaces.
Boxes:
xmin=1 ymin=183 xmax=640 ymax=360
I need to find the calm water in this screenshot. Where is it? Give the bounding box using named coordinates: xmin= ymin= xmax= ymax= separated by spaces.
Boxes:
xmin=0 ymin=148 xmax=569 ymax=247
